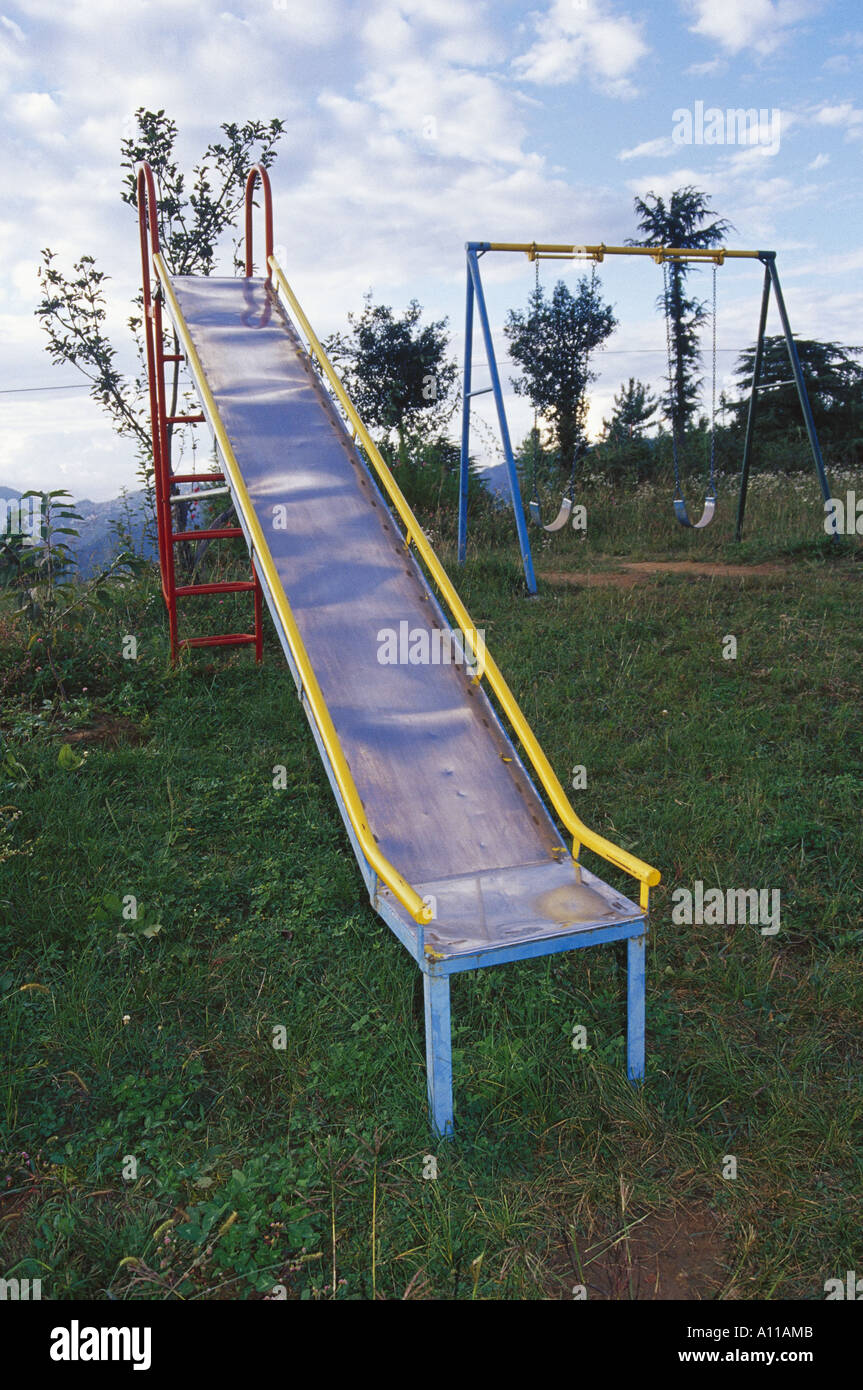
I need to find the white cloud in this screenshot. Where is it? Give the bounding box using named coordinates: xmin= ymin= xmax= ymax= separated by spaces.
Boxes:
xmin=381 ymin=0 xmax=504 ymax=65
xmin=361 ymin=60 xmax=530 ymax=166
xmin=830 ymin=28 xmax=863 ymax=51
xmin=723 ymin=142 xmax=784 ymax=174
xmin=513 ymin=0 xmax=649 ymax=98
xmin=619 ymin=136 xmax=675 ymax=161
xmin=686 ymin=58 xmax=725 ymax=76
xmin=624 ymin=165 xmax=711 ymax=206
xmin=822 ymin=53 xmax=852 ymax=74
xmin=805 ymin=248 xmax=863 ymax=275
xmin=264 ymin=0 xmax=344 ymax=45
xmin=685 ymin=0 xmax=817 ymax=57
xmin=0 ymin=19 xmax=29 ymax=97
xmin=0 ymin=392 xmax=139 ymax=502
xmin=814 ymin=100 xmax=863 ymax=136
xmin=361 ymin=4 xmax=415 ymax=58
xmin=1 ymin=15 xmax=26 ymax=43
xmin=7 ymin=90 xmax=65 ymax=145
xmin=807 ymin=152 xmax=829 ymax=169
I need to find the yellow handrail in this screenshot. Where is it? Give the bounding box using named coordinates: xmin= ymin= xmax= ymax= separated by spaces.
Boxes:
xmin=154 ymin=253 xmax=432 ymax=927
xmin=269 ymin=256 xmax=660 ymax=908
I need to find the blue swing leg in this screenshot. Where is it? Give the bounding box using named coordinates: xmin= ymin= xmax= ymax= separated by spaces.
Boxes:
xmin=626 ymin=933 xmax=646 ymax=1083
xmin=423 ymin=971 xmax=454 ymax=1139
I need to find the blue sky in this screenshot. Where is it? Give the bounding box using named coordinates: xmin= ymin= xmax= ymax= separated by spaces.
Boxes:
xmin=1 ymin=0 xmax=861 ymax=499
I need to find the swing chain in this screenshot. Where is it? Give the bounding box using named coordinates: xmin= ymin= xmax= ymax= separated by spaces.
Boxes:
xmin=708 ymin=263 xmax=717 ymax=500
xmin=561 ymin=262 xmax=598 ymax=504
xmin=665 ymin=259 xmax=718 ymax=505
xmin=663 ymin=260 xmax=683 ymax=499
xmin=529 ymin=256 xmax=594 ymax=527
xmin=530 ymin=254 xmax=541 ymax=510
xmin=571 ymin=262 xmax=599 ymax=497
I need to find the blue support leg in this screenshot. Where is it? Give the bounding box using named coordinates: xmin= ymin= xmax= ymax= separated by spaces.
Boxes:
xmin=626 ymin=933 xmax=646 ymax=1083
xmin=458 ymin=267 xmax=474 ymax=567
xmin=423 ymin=971 xmax=454 ymax=1138
xmin=466 ymin=247 xmax=537 ymax=594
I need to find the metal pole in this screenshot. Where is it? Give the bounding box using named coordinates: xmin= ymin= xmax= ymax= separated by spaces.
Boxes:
xmin=735 ymin=262 xmax=772 ymax=542
xmin=458 ymin=258 xmax=474 ymax=566
xmin=466 ymin=246 xmax=538 ymax=594
xmin=626 ymin=933 xmax=646 ymax=1083
xmin=764 ymin=255 xmax=835 ymax=525
xmin=423 ymin=970 xmax=454 ymax=1138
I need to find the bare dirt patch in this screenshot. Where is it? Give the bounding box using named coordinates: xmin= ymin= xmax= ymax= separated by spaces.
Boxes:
xmin=547 ymin=1202 xmax=727 ymax=1300
xmin=541 ymin=560 xmax=790 ymax=590
xmin=60 ymin=715 xmax=147 ymax=748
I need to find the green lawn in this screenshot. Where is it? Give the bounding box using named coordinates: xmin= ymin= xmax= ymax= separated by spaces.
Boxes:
xmin=1 ymin=472 xmax=861 ymax=1300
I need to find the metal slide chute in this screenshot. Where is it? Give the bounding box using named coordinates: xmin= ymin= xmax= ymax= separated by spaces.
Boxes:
xmin=138 ymin=163 xmax=660 ymax=1137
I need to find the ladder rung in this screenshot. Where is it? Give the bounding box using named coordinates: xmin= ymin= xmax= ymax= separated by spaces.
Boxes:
xmin=467 ymin=386 xmax=494 ymax=398
xmin=168 ymin=487 xmax=231 ymax=503
xmin=174 ymin=581 xmax=257 ymax=597
xmin=171 ymin=472 xmax=225 ymax=484
xmin=162 ymin=353 xmax=184 ymax=362
xmin=756 ymin=378 xmax=796 ymax=391
xmin=179 ymin=633 xmax=257 ymax=649
xmin=172 ymin=527 xmax=244 ymax=542
xmin=166 ymin=413 xmax=206 ymax=424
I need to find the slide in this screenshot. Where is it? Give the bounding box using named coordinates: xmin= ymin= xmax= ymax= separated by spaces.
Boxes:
xmin=139 ymin=164 xmax=659 ymax=1135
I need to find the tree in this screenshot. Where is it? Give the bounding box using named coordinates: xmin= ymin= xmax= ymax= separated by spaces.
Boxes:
xmin=35 ymin=109 xmax=285 ymax=567
xmin=0 ymin=490 xmax=79 ymax=607
xmin=629 ymin=187 xmax=732 ymax=432
xmin=728 ymin=336 xmax=863 ymax=462
xmin=504 ymin=275 xmax=617 ymax=474
xmin=324 ymin=296 xmax=457 ymax=462
xmin=602 ymin=377 xmax=659 ymax=442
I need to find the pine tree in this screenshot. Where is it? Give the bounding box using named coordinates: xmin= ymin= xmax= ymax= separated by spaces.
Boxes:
xmin=602 ymin=378 xmax=659 ymax=442
xmin=629 ymin=187 xmax=731 ymax=431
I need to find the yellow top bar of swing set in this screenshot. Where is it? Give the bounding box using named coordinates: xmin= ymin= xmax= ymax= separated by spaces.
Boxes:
xmin=485 ymin=242 xmax=764 ymax=264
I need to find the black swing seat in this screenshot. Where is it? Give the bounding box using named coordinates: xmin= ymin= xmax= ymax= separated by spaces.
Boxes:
xmin=528 ymin=442 xmax=589 ymax=533
xmin=529 ymin=496 xmax=573 ymax=532
xmin=674 ymin=491 xmax=717 ymax=529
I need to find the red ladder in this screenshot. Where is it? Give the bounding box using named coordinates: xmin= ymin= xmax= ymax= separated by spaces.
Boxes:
xmin=137 ymin=162 xmax=264 ymax=664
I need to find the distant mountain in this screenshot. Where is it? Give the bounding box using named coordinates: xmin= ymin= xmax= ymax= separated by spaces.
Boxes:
xmin=69 ymin=491 xmax=157 ymax=575
xmin=478 ymin=462 xmax=516 ymax=501
xmin=1 ymin=485 xmax=158 ymax=577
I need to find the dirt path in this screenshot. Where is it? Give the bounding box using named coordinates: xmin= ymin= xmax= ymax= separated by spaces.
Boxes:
xmin=540 ymin=560 xmax=790 ymax=590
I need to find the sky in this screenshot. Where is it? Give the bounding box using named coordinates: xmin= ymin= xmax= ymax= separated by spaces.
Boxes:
xmin=1 ymin=0 xmax=862 ymax=501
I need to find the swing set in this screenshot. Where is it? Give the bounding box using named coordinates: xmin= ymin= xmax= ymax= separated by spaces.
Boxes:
xmin=457 ymin=240 xmax=835 ymax=593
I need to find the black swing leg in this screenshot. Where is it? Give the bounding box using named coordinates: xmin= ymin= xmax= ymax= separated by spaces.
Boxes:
xmin=766 ymin=256 xmax=835 ymax=530
xmin=735 ymin=255 xmax=834 ymax=541
xmin=735 ymin=262 xmax=771 ymax=542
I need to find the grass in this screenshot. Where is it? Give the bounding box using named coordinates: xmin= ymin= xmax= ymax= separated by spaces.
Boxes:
xmin=1 ymin=468 xmax=861 ymax=1300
